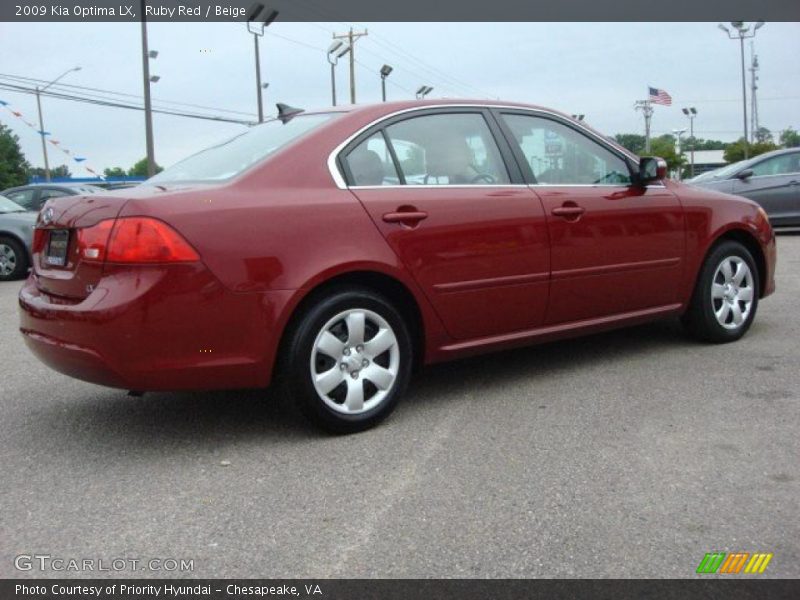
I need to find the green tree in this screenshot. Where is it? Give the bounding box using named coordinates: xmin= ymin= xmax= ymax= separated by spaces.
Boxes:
xmin=103 ymin=166 xmax=127 ymax=178
xmin=0 ymin=122 xmax=30 ymax=189
xmin=779 ymin=127 xmax=800 ymax=148
xmin=693 ymin=138 xmax=728 ymax=151
xmin=648 ymin=134 xmax=685 ymax=173
xmin=723 ymin=138 xmax=778 ymax=163
xmin=128 ymin=158 xmax=163 ymax=177
xmin=613 ymin=133 xmax=646 ymax=155
xmin=28 ymin=164 xmax=72 ymax=179
xmin=754 ymin=127 xmax=773 ymax=144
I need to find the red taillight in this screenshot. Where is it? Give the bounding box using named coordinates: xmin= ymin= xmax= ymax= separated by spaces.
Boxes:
xmin=76 ymin=217 xmax=199 ymax=264
xmin=32 ymin=229 xmax=47 ymax=253
xmin=76 ymin=219 xmax=114 ymax=262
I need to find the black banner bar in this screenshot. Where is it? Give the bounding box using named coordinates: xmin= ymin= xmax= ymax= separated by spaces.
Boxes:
xmin=2 ymin=0 xmax=799 ymax=22
xmin=3 ymin=579 xmax=800 ymax=600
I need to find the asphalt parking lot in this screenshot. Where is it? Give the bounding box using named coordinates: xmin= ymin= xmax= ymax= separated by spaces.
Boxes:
xmin=1 ymin=234 xmax=798 ymax=579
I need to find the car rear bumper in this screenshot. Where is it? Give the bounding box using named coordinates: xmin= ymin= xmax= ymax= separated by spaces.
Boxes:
xmin=18 ymin=264 xmax=294 ymax=391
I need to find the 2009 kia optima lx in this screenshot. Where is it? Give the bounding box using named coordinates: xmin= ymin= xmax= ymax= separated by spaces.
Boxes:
xmin=19 ymin=100 xmax=776 ymax=432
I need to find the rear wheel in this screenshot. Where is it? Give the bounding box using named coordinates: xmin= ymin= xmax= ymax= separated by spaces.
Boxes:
xmin=683 ymin=240 xmax=759 ymax=343
xmin=282 ymin=288 xmax=413 ymax=433
xmin=0 ymin=237 xmax=28 ymax=281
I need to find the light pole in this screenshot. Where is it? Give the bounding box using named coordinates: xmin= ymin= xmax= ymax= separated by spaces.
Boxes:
xmin=247 ymin=3 xmax=279 ymax=123
xmin=719 ymin=21 xmax=764 ymax=159
xmin=380 ymin=64 xmax=393 ymax=102
xmin=672 ymin=128 xmax=687 ymax=181
xmin=682 ymin=107 xmax=698 ymax=178
xmin=35 ymin=66 xmax=80 ymax=182
xmin=415 ymin=85 xmax=433 ymax=100
xmin=327 ymin=40 xmax=346 ymax=106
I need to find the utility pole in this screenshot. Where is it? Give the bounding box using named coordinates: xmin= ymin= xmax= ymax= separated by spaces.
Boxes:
xmin=140 ymin=0 xmax=156 ymax=177
xmin=634 ymin=99 xmax=654 ymax=153
xmin=749 ymin=42 xmax=760 ymax=143
xmin=333 ymin=28 xmax=368 ymax=104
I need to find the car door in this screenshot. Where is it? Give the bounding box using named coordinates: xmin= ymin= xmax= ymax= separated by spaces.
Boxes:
xmin=732 ymin=151 xmax=800 ymax=226
xmin=496 ymin=110 xmax=685 ymax=325
xmin=341 ymin=109 xmax=550 ymax=341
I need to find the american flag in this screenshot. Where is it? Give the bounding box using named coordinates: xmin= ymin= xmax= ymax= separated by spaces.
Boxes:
xmin=649 ymin=87 xmax=672 ymax=106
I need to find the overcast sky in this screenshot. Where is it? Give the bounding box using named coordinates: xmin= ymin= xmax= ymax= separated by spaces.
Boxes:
xmin=0 ymin=21 xmax=798 ymax=176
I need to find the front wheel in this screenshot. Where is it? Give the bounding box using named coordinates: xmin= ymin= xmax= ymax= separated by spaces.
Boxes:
xmin=682 ymin=240 xmax=760 ymax=343
xmin=282 ymin=288 xmax=413 ymax=433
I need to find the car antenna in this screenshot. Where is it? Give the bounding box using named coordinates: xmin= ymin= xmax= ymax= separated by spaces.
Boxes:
xmin=276 ymin=103 xmax=304 ymax=123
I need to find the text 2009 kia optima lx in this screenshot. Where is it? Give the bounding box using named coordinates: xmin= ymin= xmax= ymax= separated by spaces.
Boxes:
xmin=19 ymin=100 xmax=776 ymax=432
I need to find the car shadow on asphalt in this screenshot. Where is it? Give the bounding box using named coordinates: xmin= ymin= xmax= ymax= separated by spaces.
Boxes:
xmin=25 ymin=318 xmax=700 ymax=451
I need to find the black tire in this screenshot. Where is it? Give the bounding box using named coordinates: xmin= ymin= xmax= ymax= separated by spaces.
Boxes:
xmin=281 ymin=287 xmax=413 ymax=433
xmin=682 ymin=240 xmax=760 ymax=343
xmin=0 ymin=236 xmax=29 ymax=282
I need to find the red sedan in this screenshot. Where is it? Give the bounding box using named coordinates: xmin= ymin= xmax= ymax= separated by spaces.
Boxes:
xmin=19 ymin=100 xmax=776 ymax=432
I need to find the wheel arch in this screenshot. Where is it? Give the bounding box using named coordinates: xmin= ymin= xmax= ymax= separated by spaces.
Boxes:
xmin=712 ymin=227 xmax=768 ymax=298
xmin=273 ymin=268 xmax=430 ymax=382
xmin=694 ymin=226 xmax=767 ymax=300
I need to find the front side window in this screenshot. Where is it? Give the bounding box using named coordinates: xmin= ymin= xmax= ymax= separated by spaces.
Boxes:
xmin=502 ymin=114 xmax=632 ymax=185
xmin=750 ymin=152 xmax=800 ymax=177
xmin=383 ymin=113 xmax=511 ymax=185
xmin=150 ymin=113 xmax=338 ymax=183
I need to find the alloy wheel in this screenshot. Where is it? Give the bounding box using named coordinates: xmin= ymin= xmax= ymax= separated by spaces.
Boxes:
xmin=711 ymin=256 xmax=754 ymax=330
xmin=310 ymin=308 xmax=400 ymax=415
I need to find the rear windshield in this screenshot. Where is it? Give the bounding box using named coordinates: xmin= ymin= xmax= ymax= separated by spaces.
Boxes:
xmin=149 ymin=113 xmax=338 ymax=184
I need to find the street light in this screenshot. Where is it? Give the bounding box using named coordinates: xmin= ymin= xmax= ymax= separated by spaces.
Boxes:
xmin=35 ymin=66 xmax=80 ymax=182
xmin=327 ymin=40 xmax=343 ymax=106
xmin=416 ymin=85 xmax=433 ymax=100
xmin=380 ymin=64 xmax=393 ymax=102
xmin=672 ymin=128 xmax=687 ymax=181
xmin=719 ymin=21 xmax=764 ymax=159
xmin=682 ymin=107 xmax=698 ymax=178
xmin=247 ymin=3 xmax=279 ymax=123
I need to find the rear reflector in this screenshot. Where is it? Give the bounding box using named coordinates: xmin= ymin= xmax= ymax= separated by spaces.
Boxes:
xmin=75 ymin=217 xmax=199 ymax=264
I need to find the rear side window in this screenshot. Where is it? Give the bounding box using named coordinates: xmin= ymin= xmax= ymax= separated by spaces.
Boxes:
xmin=343 ymin=132 xmax=400 ymax=186
xmin=384 ymin=113 xmax=510 ymax=185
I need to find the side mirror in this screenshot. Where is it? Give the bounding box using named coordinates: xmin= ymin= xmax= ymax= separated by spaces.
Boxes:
xmin=636 ymin=156 xmax=667 ymax=185
xmin=737 ymin=168 xmax=754 ymax=181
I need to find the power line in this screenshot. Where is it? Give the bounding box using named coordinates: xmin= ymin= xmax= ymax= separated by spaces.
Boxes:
xmin=0 ymin=72 xmax=258 ymax=118
xmin=0 ymin=82 xmax=254 ymax=125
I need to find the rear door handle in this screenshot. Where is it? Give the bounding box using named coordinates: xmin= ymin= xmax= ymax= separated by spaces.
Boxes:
xmin=551 ymin=205 xmax=586 ymax=219
xmin=382 ymin=210 xmax=428 ymax=224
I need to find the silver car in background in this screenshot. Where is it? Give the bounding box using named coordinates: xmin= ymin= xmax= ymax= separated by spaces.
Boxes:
xmin=0 ymin=195 xmax=36 ymax=281
xmin=689 ymin=148 xmax=800 ymax=227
